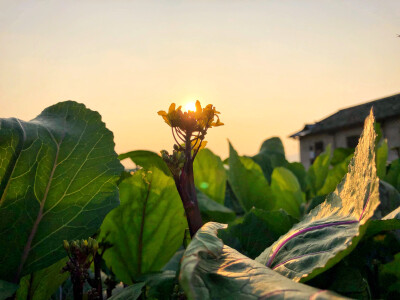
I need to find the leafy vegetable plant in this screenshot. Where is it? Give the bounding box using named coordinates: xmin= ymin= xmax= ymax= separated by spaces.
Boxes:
xmin=0 ymin=102 xmax=399 ymax=300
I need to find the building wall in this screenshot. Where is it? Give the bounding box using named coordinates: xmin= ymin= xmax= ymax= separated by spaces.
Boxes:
xmin=333 ymin=126 xmax=363 ymax=148
xmin=299 ymin=117 xmax=400 ymax=169
xmin=382 ymin=117 xmax=400 ymax=161
xmin=299 ymin=134 xmax=334 ymax=169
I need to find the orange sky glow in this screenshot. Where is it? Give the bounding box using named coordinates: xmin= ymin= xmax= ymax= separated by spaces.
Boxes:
xmin=1 ymin=1 xmax=399 ymax=163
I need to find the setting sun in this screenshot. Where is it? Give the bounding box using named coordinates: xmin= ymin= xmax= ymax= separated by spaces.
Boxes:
xmin=183 ymin=101 xmax=197 ymax=112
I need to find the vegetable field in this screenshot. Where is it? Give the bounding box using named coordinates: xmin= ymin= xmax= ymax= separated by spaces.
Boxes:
xmin=1 ymin=101 xmax=399 ymax=299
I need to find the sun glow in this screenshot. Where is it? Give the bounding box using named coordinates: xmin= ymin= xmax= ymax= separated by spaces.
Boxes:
xmin=183 ymin=102 xmax=196 ymax=112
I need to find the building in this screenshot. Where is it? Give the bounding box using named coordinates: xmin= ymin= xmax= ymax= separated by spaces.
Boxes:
xmin=290 ymin=93 xmax=400 ymax=169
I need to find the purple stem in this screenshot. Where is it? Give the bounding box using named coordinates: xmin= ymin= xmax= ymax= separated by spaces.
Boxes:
xmin=267 ymin=191 xmax=372 ymax=268
xmin=266 ymin=220 xmax=358 ymax=267
xmin=359 ymin=194 xmax=371 ymax=221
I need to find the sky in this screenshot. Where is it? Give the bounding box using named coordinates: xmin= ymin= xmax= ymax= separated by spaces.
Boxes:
xmin=1 ymin=0 xmax=399 ymax=163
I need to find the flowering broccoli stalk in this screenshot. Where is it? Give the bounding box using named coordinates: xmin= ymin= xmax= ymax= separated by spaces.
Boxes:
xmin=158 ymin=101 xmax=223 ymax=237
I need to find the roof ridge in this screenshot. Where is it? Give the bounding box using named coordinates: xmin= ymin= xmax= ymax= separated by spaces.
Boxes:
xmin=290 ymin=93 xmax=400 ymax=138
xmin=336 ymin=92 xmax=400 ymax=112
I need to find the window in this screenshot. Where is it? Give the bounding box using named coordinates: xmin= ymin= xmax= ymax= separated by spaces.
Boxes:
xmin=309 ymin=145 xmax=314 ymax=165
xmin=310 ymin=141 xmax=324 ymax=164
xmin=315 ymin=141 xmax=324 ymax=156
xmin=346 ymin=135 xmax=359 ymax=148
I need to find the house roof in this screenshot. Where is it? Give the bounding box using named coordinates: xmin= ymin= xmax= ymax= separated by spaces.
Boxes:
xmin=290 ymin=93 xmax=400 ymax=138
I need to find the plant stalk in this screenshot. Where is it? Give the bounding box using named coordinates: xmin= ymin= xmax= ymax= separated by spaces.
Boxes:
xmin=177 ymin=133 xmax=203 ymax=237
xmin=71 ymin=275 xmax=84 ymax=300
xmin=93 ymin=253 xmax=103 ymax=300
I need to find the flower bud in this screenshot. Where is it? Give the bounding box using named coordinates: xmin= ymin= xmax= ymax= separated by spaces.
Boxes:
xmin=70 ymin=241 xmax=78 ymax=250
xmin=63 ymin=240 xmax=69 ymax=251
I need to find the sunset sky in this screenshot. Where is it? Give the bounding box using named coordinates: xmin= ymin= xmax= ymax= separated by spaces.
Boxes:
xmin=1 ymin=1 xmax=399 ymax=162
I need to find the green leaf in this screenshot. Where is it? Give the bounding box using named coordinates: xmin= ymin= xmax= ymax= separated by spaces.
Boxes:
xmin=118 ymin=150 xmax=170 ymax=176
xmin=0 ymin=280 xmax=18 ymax=300
xmin=259 ymin=137 xmax=286 ymax=155
xmin=318 ymin=154 xmax=352 ymax=196
xmin=376 ymin=139 xmax=388 ymax=179
xmin=270 ymin=167 xmax=304 ymax=218
xmin=376 ymin=181 xmax=400 ymax=218
xmin=307 ymin=264 xmax=371 ymax=299
xmin=379 ymin=252 xmax=400 ymax=299
xmin=219 ymin=208 xmax=298 ymax=259
xmin=374 ymin=121 xmax=384 ymax=144
xmin=137 ymin=271 xmax=176 ymax=299
xmin=16 ymin=257 xmax=68 ymax=300
xmin=383 ymin=206 xmax=400 ymax=220
xmin=330 ymin=148 xmax=354 ymax=166
xmin=180 ymin=222 xmax=346 ymax=300
xmin=193 ymin=149 xmax=226 ymax=204
xmin=364 ymin=205 xmax=400 ymax=239
xmin=99 ymin=168 xmax=187 ymax=284
xmin=307 ymin=145 xmax=331 ymax=197
xmin=365 ymin=212 xmax=397 ymax=243
xmin=197 ymin=189 xmax=235 ymax=223
xmin=0 ymin=101 xmax=123 ymax=281
xmin=162 ymin=249 xmax=184 ymax=272
xmin=386 ymin=159 xmax=400 ymax=191
xmin=286 ymin=162 xmax=307 ymax=192
xmin=256 ymin=110 xmax=380 ymax=282
xmin=223 ymin=181 xmax=244 ymax=215
xmin=251 ymin=137 xmax=287 ymax=182
xmin=108 ymin=282 xmax=145 ymax=300
xmin=305 ymin=195 xmax=326 ymax=214
xmin=227 ymin=142 xmax=273 ymax=212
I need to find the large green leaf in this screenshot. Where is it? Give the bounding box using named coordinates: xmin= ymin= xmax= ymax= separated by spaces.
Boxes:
xmin=0 ymin=280 xmax=18 ymax=300
xmin=0 ymin=101 xmax=123 ymax=281
xmin=193 ymin=149 xmax=226 ymax=204
xmin=251 ymin=137 xmax=287 ymax=182
xmin=270 ymin=167 xmax=304 ymax=218
xmin=99 ymin=168 xmax=187 ymax=284
xmin=256 ymin=110 xmax=380 ymax=282
xmin=197 ymin=189 xmax=235 ymax=223
xmin=227 ymin=142 xmax=274 ymax=212
xmin=307 ymin=145 xmax=332 ymax=197
xmin=16 ymin=257 xmax=68 ymax=300
xmin=219 ymin=208 xmax=298 ymax=259
xmin=180 ymin=222 xmax=346 ymax=300
xmin=118 ymin=150 xmax=170 ymax=176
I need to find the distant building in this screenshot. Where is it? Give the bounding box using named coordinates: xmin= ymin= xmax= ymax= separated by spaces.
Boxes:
xmin=290 ymin=93 xmax=400 ymax=169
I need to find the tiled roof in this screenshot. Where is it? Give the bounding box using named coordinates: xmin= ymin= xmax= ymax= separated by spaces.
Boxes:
xmin=290 ymin=93 xmax=400 ymax=138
